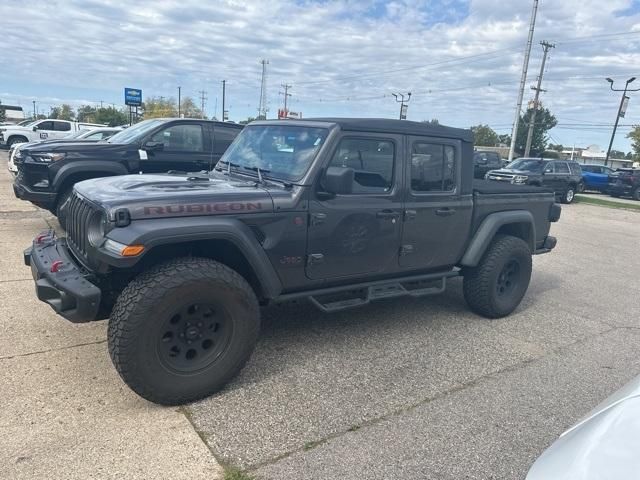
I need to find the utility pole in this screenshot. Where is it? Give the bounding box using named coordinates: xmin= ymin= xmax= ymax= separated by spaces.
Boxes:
xmin=280 ymin=84 xmax=292 ymax=118
xmin=508 ymin=0 xmax=539 ymax=161
xmin=198 ymin=90 xmax=207 ymax=118
xmin=222 ymin=80 xmax=227 ymax=121
xmin=524 ymin=41 xmax=555 ymax=157
xmin=258 ymin=59 xmax=269 ymax=119
xmin=177 ymin=86 xmax=182 ymax=117
xmin=604 ymin=77 xmax=639 ymax=166
xmin=392 ymin=92 xmax=411 ymax=120
xmin=32 ymin=100 xmax=36 ymax=119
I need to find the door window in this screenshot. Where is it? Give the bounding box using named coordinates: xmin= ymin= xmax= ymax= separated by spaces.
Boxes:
xmin=411 ymin=142 xmax=456 ymax=192
xmin=37 ymin=121 xmax=54 ymax=130
xmin=555 ymin=162 xmax=570 ymax=174
xmin=53 ymin=121 xmax=71 ymax=131
xmin=328 ymin=137 xmax=395 ymax=193
xmin=150 ymin=124 xmax=204 ymax=152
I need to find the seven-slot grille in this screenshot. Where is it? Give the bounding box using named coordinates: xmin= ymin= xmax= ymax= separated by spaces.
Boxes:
xmin=66 ymin=192 xmax=100 ymax=260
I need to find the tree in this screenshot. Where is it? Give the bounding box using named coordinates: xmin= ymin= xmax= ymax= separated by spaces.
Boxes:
xmin=94 ymin=107 xmax=128 ymax=126
xmin=497 ymin=134 xmax=511 ymax=146
xmin=470 ymin=124 xmax=499 ymax=147
xmin=548 ymin=143 xmax=564 ymax=152
xmin=142 ymin=97 xmax=178 ymax=118
xmin=421 ymin=118 xmax=440 ymax=125
xmin=627 ymin=125 xmax=640 ymax=159
xmin=179 ymin=97 xmax=205 ymax=118
xmin=49 ymin=104 xmax=75 ymax=121
xmin=609 ymin=149 xmax=626 ymax=159
xmin=515 ymin=107 xmax=557 ymax=156
xmin=239 ymin=117 xmax=256 ymax=125
xmin=76 ymin=105 xmax=97 ymax=123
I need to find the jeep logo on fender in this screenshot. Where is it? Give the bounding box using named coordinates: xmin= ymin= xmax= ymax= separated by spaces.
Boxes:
xmin=142 ymin=202 xmax=263 ymax=216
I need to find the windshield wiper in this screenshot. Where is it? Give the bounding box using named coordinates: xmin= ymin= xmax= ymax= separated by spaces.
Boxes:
xmin=243 ymin=166 xmax=270 ymax=185
xmin=215 ymin=160 xmax=241 ymax=175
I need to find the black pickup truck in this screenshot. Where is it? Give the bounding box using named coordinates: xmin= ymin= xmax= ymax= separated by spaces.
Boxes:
xmin=13 ymin=118 xmax=243 ymax=224
xmin=25 ymin=118 xmax=560 ymax=405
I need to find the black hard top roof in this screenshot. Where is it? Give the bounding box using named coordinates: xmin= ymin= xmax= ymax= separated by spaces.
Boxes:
xmin=150 ymin=118 xmax=243 ymax=128
xmin=254 ymin=117 xmax=473 ymax=142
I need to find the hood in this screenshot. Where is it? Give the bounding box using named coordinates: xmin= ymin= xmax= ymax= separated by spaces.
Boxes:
xmin=74 ymin=173 xmax=276 ymax=220
xmin=24 ymin=141 xmax=123 ymax=154
xmin=526 ymin=375 xmax=640 ymax=480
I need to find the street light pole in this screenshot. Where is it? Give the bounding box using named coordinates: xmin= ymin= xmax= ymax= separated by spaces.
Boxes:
xmin=605 ymin=77 xmax=639 ymax=166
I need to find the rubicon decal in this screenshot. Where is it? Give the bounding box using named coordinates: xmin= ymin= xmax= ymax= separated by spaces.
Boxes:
xmin=142 ymin=202 xmax=263 ymax=216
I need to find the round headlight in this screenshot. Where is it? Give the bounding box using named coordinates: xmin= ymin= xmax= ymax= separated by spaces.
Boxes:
xmin=88 ymin=212 xmax=107 ymax=247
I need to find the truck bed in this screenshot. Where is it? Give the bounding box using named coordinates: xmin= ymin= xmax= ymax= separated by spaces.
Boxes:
xmin=472 ymin=179 xmax=553 ymax=194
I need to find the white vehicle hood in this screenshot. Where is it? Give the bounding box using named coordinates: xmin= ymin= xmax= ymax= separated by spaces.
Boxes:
xmin=527 ymin=375 xmax=640 ymax=480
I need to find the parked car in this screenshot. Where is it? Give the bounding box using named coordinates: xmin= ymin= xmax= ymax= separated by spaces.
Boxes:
xmin=8 ymin=127 xmax=124 ymax=173
xmin=473 ymin=150 xmax=503 ymax=179
xmin=24 ymin=118 xmax=560 ymax=405
xmin=579 ymin=164 xmax=615 ymax=193
xmin=608 ymin=168 xmax=640 ymax=200
xmin=485 ymin=157 xmax=582 ymax=204
xmin=13 ymin=118 xmax=242 ymax=224
xmin=0 ymin=119 xmax=106 ymax=148
xmin=527 ymin=374 xmax=640 ymax=480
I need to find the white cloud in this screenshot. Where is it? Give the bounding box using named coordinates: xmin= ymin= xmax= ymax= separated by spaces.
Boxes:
xmin=0 ymin=0 xmax=639 ymax=150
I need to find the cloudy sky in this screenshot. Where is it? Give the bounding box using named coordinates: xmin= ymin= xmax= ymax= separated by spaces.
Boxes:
xmin=1 ymin=0 xmax=640 ymax=151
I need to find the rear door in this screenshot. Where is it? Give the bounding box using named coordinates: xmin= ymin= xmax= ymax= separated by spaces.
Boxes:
xmin=399 ymin=136 xmax=472 ymax=270
xmin=51 ymin=121 xmax=72 ymax=140
xmin=142 ymin=122 xmax=211 ymax=172
xmin=305 ymin=133 xmax=404 ymax=280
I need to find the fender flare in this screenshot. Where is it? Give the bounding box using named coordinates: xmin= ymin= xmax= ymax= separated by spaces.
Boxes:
xmin=459 ymin=210 xmax=536 ymax=267
xmin=100 ymin=216 xmax=283 ymax=299
xmin=52 ymin=161 xmax=130 ymax=191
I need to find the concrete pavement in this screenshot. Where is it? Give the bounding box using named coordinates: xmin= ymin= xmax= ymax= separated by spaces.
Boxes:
xmin=0 ymin=153 xmax=223 ymax=480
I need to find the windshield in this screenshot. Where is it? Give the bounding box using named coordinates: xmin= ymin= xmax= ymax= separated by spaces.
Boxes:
xmin=64 ymin=130 xmax=90 ymax=139
xmin=107 ymin=119 xmax=164 ymax=144
xmin=507 ymin=158 xmax=545 ymax=172
xmin=217 ymin=124 xmax=329 ymax=182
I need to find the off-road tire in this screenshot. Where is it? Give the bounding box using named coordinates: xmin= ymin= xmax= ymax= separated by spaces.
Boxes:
xmin=108 ymin=257 xmax=260 ymax=405
xmin=55 ymin=188 xmax=73 ymax=231
xmin=463 ymin=235 xmax=532 ymax=319
xmin=560 ymin=185 xmax=576 ymax=204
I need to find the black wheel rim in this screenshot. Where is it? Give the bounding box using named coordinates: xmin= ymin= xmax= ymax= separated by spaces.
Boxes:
xmin=157 ymin=303 xmax=232 ymax=373
xmin=496 ymin=259 xmax=520 ymax=297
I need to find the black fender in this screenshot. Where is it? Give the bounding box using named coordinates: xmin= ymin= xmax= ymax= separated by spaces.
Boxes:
xmin=99 ymin=216 xmax=283 ymax=299
xmin=459 ymin=210 xmax=536 ymax=267
xmin=52 ymin=160 xmax=130 ymax=192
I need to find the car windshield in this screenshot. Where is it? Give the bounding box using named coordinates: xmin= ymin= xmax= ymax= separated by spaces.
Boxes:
xmin=107 ymin=119 xmax=165 ymax=144
xmin=64 ymin=130 xmax=91 ymax=139
xmin=507 ymin=158 xmax=545 ymax=172
xmin=216 ymin=124 xmax=329 ymax=182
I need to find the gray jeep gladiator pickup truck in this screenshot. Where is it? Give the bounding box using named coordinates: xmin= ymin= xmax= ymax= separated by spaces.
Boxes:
xmin=25 ymin=118 xmax=560 ymax=405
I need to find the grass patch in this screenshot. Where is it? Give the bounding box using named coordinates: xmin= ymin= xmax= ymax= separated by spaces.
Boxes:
xmin=224 ymin=467 xmax=255 ymax=480
xmin=574 ymin=195 xmax=640 ymax=211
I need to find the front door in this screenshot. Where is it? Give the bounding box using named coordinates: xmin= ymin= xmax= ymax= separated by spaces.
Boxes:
xmin=33 ymin=121 xmax=57 ymax=141
xmin=306 ymin=134 xmax=404 ymax=280
xmin=399 ymin=136 xmax=472 ymax=270
xmin=142 ymin=122 xmax=211 ymax=173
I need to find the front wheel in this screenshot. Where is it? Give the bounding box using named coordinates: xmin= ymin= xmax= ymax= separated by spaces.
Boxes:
xmin=108 ymin=257 xmax=260 ymax=405
xmin=463 ymin=235 xmax=532 ymax=319
xmin=7 ymin=136 xmax=28 ymax=148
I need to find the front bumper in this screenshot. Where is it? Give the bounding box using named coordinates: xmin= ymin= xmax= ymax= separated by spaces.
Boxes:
xmin=13 ymin=179 xmax=57 ymax=209
xmin=25 ymin=231 xmax=102 ymax=323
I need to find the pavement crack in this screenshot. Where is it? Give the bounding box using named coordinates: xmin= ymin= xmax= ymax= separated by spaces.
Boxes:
xmin=0 ymin=339 xmax=107 ymax=360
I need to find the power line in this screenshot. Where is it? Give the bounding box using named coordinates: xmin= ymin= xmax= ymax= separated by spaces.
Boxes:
xmin=279 ymin=84 xmax=292 ymax=117
xmin=525 ymin=41 xmax=555 ymax=156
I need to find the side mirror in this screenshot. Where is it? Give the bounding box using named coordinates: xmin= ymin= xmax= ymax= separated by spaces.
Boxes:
xmin=143 ymin=141 xmax=164 ymax=152
xmin=32 ymin=126 xmax=38 ymax=131
xmin=322 ymin=166 xmax=354 ymax=195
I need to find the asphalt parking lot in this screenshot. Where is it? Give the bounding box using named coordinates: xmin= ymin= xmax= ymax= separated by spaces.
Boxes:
xmin=2 ymin=149 xmax=640 ymax=479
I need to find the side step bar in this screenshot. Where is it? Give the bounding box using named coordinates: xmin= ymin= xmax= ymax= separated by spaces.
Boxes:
xmin=277 ymin=270 xmax=458 ymax=313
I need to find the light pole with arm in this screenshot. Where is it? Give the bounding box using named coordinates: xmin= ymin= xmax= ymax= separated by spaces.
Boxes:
xmin=605 ymin=77 xmax=639 ymax=166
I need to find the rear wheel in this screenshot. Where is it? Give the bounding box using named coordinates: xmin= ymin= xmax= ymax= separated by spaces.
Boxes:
xmin=561 ymin=185 xmax=576 ymax=204
xmin=463 ymin=235 xmax=532 ymax=319
xmin=108 ymin=257 xmax=260 ymax=405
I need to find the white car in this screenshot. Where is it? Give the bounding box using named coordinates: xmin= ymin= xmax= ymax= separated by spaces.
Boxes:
xmin=7 ymin=127 xmax=123 ymax=173
xmin=0 ymin=119 xmax=105 ymax=148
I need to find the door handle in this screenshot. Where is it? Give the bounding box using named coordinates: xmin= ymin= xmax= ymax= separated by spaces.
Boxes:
xmin=376 ymin=210 xmax=400 ymax=219
xmin=435 ymin=208 xmax=456 ymax=217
